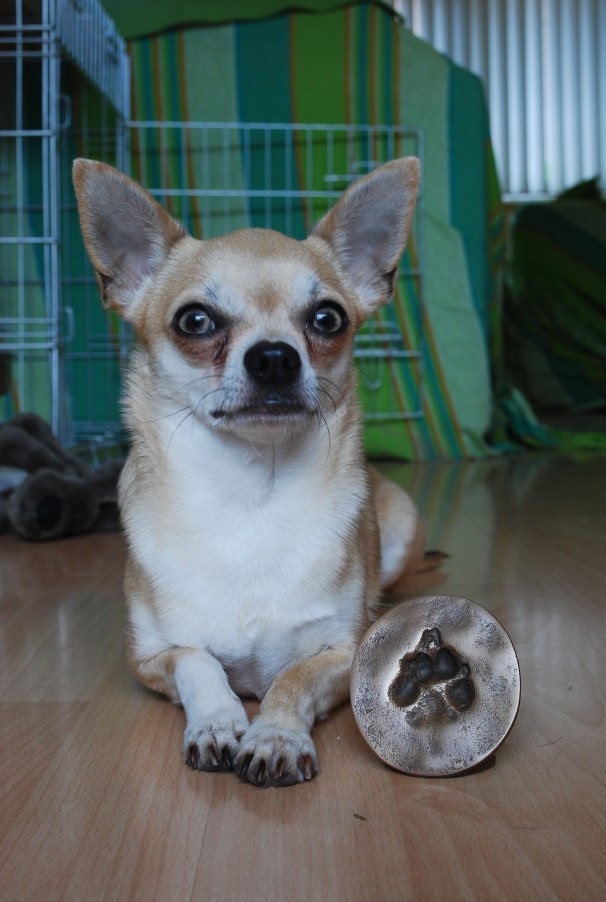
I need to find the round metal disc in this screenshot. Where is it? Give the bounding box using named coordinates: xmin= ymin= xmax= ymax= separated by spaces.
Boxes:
xmin=351 ymin=595 xmax=520 ymax=777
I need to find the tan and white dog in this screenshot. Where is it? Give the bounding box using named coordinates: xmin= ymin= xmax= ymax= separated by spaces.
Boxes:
xmin=73 ymin=156 xmax=427 ymax=787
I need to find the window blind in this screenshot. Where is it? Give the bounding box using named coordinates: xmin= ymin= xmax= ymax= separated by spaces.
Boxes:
xmin=395 ymin=0 xmax=606 ymax=199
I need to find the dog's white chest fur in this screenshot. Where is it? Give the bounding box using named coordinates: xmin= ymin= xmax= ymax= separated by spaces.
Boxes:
xmin=124 ymin=420 xmax=367 ymax=697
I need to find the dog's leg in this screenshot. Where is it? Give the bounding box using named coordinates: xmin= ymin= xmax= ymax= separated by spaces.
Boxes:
xmin=368 ymin=466 xmax=426 ymax=600
xmin=132 ymin=647 xmax=250 ymax=771
xmin=126 ymin=558 xmax=249 ymax=770
xmin=234 ymin=646 xmax=354 ymax=787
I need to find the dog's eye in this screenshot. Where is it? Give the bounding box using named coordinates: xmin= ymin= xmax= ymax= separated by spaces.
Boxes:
xmin=174 ymin=304 xmax=216 ymax=337
xmin=310 ymin=302 xmax=348 ymax=335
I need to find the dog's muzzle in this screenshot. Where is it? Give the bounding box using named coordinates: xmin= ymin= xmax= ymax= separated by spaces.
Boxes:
xmin=210 ymin=340 xmax=310 ymax=422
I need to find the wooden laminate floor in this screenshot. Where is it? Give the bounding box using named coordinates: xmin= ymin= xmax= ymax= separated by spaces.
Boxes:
xmin=1 ymin=453 xmax=605 ymax=901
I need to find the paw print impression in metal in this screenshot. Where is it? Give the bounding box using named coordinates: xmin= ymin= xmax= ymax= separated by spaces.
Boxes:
xmin=389 ymin=627 xmax=475 ymax=725
xmin=351 ymin=596 xmax=520 ymax=777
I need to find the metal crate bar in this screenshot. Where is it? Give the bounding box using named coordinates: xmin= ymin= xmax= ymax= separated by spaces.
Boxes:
xmin=1 ymin=0 xmax=129 ymax=444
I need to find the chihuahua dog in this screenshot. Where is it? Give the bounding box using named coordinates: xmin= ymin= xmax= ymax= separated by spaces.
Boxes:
xmin=73 ymin=156 xmax=426 ymax=787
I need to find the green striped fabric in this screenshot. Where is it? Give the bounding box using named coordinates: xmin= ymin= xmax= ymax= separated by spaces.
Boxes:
xmin=103 ymin=0 xmax=399 ymax=40
xmin=126 ymin=3 xmax=503 ymax=460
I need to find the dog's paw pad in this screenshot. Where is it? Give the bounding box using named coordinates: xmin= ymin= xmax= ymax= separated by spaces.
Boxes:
xmin=184 ymin=717 xmax=248 ymax=772
xmin=234 ymin=721 xmax=318 ymax=787
xmin=389 ymin=627 xmax=476 ymax=726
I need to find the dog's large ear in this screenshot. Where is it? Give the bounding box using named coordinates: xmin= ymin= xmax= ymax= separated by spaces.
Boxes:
xmin=312 ymin=157 xmax=420 ymax=314
xmin=72 ymin=159 xmax=186 ymax=318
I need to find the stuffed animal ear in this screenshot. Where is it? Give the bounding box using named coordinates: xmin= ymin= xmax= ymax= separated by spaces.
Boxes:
xmin=312 ymin=157 xmax=420 ymax=314
xmin=72 ymin=159 xmax=186 ymax=318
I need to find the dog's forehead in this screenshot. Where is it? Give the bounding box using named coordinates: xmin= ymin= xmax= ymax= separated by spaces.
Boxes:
xmin=175 ymin=228 xmax=340 ymax=312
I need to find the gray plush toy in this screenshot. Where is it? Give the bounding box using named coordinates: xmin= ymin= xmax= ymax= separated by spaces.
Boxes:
xmin=0 ymin=413 xmax=123 ymax=541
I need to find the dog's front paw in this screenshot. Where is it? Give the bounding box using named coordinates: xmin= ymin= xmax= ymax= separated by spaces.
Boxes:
xmin=184 ymin=712 xmax=249 ymax=772
xmin=234 ymin=719 xmax=318 ymax=787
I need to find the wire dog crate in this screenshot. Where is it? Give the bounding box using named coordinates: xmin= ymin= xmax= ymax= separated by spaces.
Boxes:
xmin=2 ymin=2 xmax=424 ymax=446
xmin=128 ymin=120 xmax=425 ymax=423
xmin=0 ymin=0 xmax=129 ymax=445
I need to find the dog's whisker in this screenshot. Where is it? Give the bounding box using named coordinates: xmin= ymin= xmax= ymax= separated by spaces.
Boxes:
xmin=317 ymin=387 xmax=339 ymax=416
xmin=142 ymin=403 xmax=193 ymax=426
xmin=248 ymin=436 xmax=277 ymax=468
xmin=315 ymin=404 xmax=332 ymax=458
xmin=127 ymin=360 xmax=154 ymax=373
xmin=318 ymin=376 xmax=347 ymax=407
xmin=164 ymin=407 xmax=195 ymax=466
xmin=270 ymin=443 xmax=277 ymax=488
xmin=180 ymin=373 xmax=219 ymax=391
xmin=187 ymin=385 xmax=232 ymax=425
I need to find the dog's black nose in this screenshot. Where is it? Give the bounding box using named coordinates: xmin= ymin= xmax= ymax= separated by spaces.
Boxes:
xmin=244 ymin=341 xmax=302 ymax=387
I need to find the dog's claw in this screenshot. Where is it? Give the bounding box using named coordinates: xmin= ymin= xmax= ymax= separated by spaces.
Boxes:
xmin=274 ymin=756 xmax=285 ymax=782
xmin=183 ymin=713 xmax=248 ymax=772
xmin=237 ymin=753 xmax=254 ymax=779
xmin=300 ymin=754 xmax=314 ymax=781
xmin=234 ymin=721 xmax=318 ymax=787
xmin=186 ymin=743 xmax=201 ymax=769
xmin=185 ymin=739 xmax=234 ymax=772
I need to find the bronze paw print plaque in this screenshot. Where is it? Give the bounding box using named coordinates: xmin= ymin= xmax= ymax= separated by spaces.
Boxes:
xmin=351 ymin=596 xmax=520 ymax=777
